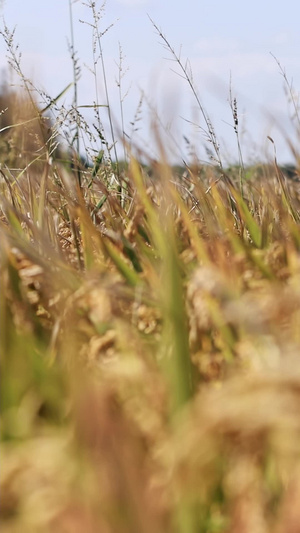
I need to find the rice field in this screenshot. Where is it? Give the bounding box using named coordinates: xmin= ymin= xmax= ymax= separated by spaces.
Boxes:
xmin=1 ymin=5 xmax=300 ymax=532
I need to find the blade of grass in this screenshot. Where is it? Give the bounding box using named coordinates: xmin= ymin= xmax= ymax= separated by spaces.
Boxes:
xmin=103 ymin=239 xmax=141 ymax=287
xmin=229 ymin=186 xmax=262 ymax=248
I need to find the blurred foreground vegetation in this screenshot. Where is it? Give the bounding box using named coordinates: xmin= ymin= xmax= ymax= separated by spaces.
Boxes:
xmin=1 ymin=8 xmax=300 ymax=532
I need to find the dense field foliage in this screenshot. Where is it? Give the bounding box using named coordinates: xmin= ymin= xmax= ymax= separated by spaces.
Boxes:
xmin=1 ymin=6 xmax=300 ymax=532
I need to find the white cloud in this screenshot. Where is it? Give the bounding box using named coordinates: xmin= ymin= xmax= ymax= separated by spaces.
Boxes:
xmin=193 ymin=37 xmax=240 ymax=55
xmin=116 ymin=0 xmax=150 ymax=6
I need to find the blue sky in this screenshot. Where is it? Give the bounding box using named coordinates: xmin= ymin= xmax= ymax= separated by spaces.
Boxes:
xmin=1 ymin=0 xmax=299 ymax=164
